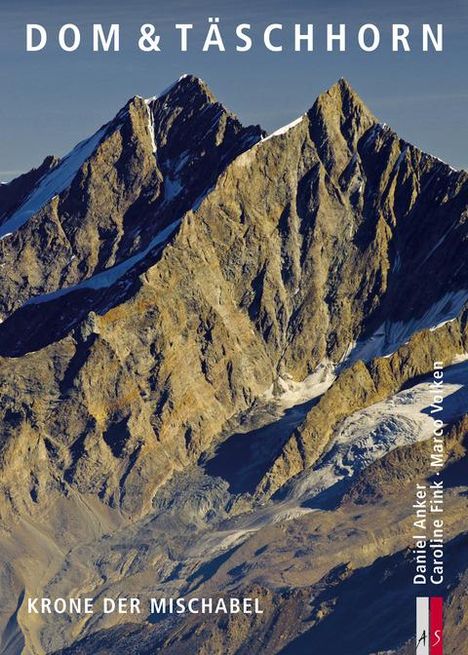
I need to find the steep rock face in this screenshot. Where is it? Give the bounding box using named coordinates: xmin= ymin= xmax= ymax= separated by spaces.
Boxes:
xmin=0 ymin=99 xmax=158 ymax=319
xmin=0 ymin=75 xmax=263 ymax=321
xmin=0 ymin=77 xmax=466 ymax=523
xmin=150 ymin=79 xmax=467 ymax=380
xmin=0 ymin=155 xmax=59 ymax=224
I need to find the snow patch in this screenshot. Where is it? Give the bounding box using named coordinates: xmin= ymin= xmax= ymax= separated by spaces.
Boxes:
xmin=145 ymin=103 xmax=157 ymax=154
xmin=263 ymin=362 xmax=336 ymax=411
xmin=0 ymin=124 xmax=112 ymax=240
xmin=289 ymin=359 xmax=468 ymax=500
xmin=393 ymin=146 xmax=408 ymax=171
xmin=173 ymin=151 xmax=190 ymax=174
xmin=261 ymin=115 xmax=304 ymax=144
xmin=427 ymin=152 xmax=459 ymax=173
xmin=25 ymin=219 xmax=181 ymax=306
xmin=349 ymin=152 xmax=358 ymax=167
xmin=419 ymin=223 xmax=456 ymax=267
xmin=163 ymin=176 xmax=183 ymax=203
xmin=346 ymin=289 xmax=468 ymax=364
xmin=145 ymin=74 xmax=191 ymax=105
xmin=191 ymin=357 xmax=467 ymax=558
xmin=361 ymin=124 xmax=381 ymax=148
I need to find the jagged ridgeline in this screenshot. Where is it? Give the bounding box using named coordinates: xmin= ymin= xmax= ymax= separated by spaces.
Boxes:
xmin=0 ymin=74 xmax=468 ymax=655
xmin=0 ymin=75 xmax=467 ymax=519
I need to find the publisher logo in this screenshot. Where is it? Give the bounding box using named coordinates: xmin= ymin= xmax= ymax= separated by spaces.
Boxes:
xmin=416 ymin=597 xmax=443 ymax=654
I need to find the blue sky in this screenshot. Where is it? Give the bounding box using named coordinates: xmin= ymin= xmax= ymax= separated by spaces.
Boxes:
xmin=1 ymin=0 xmax=467 ymax=179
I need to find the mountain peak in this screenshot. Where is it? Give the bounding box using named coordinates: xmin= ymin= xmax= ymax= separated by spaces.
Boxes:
xmin=317 ymin=78 xmax=375 ymax=121
xmin=306 ymin=78 xmax=377 ymax=161
xmin=337 ymin=76 xmax=353 ymax=92
xmin=145 ymin=74 xmax=216 ymax=108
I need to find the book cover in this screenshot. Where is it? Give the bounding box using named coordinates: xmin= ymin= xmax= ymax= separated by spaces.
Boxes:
xmin=0 ymin=1 xmax=466 ymax=654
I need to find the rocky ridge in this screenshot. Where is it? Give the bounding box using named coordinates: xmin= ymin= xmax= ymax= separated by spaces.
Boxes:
xmin=0 ymin=75 xmax=467 ymax=655
xmin=0 ymin=77 xmax=466 ymax=521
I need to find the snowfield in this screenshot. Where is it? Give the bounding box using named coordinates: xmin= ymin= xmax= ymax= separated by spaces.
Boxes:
xmin=0 ymin=124 xmax=112 ymax=240
xmin=189 ymin=357 xmax=468 ymax=556
xmin=346 ymin=289 xmax=468 ymax=363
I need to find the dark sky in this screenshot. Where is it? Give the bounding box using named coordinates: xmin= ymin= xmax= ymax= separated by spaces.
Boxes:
xmin=1 ymin=0 xmax=467 ymax=180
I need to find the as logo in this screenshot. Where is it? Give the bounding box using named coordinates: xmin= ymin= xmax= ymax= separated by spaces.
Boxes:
xmin=416 ymin=597 xmax=443 ymax=654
